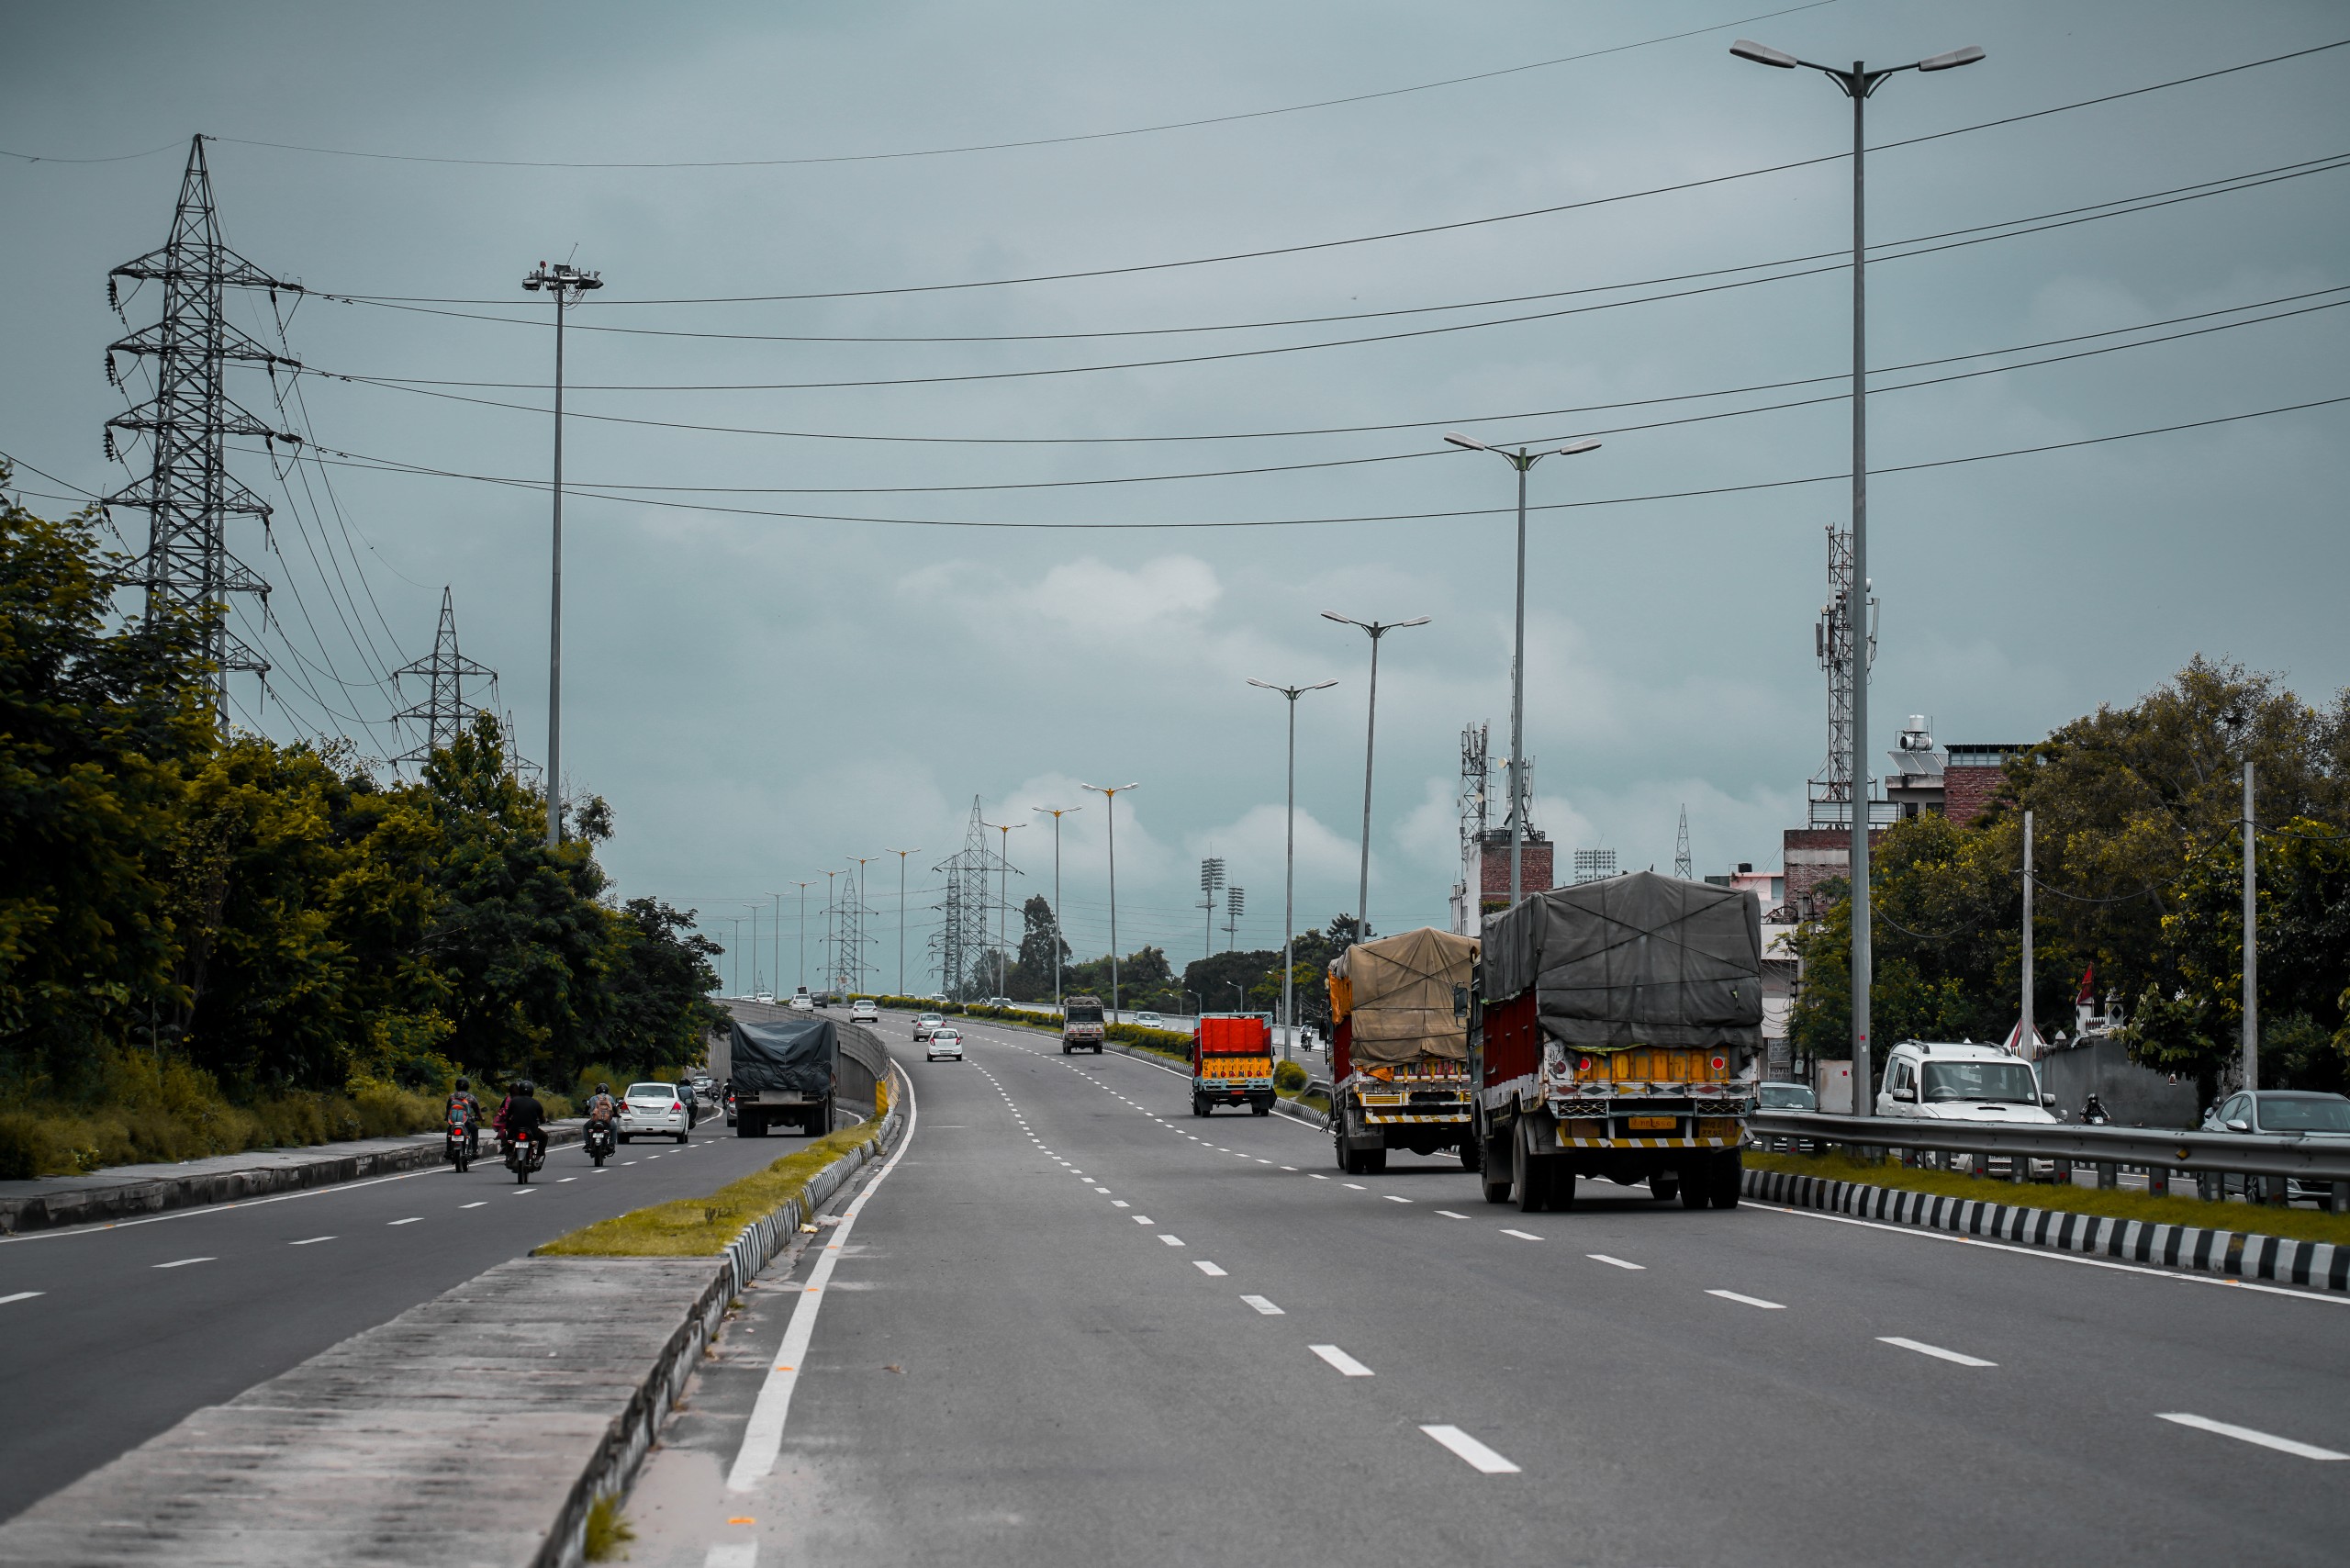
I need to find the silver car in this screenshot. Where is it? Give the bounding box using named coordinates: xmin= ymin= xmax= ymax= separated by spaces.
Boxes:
xmin=619 ymin=1081 xmax=691 ymax=1144
xmin=2200 ymin=1090 xmax=2350 ymax=1204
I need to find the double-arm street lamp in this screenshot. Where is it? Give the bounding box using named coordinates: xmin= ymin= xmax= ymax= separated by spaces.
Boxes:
xmin=1730 ymin=35 xmax=1984 ymax=1117
xmin=1248 ymin=678 xmax=1337 ymax=1059
xmin=887 ymin=849 xmax=919 ymax=998
xmin=983 ymin=822 xmax=1027 ymax=999
xmin=1032 ymin=805 xmax=1081 ymax=1012
xmin=520 ymin=260 xmax=601 ymax=848
xmin=1443 ymin=432 xmax=1600 ymax=911
xmin=1322 ymin=613 xmax=1428 ymax=943
xmin=1080 ymin=783 xmax=1140 ymax=1020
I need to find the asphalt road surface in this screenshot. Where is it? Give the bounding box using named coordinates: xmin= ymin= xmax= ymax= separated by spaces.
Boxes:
xmin=0 ymin=1111 xmax=815 ymax=1523
xmin=627 ymin=1009 xmax=2350 ymax=1568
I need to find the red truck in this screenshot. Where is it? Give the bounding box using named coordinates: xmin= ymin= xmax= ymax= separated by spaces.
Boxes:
xmin=1192 ymin=1014 xmax=1276 ymax=1116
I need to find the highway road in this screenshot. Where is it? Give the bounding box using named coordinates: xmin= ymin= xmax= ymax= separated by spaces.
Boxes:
xmin=0 ymin=1111 xmax=802 ymax=1524
xmin=629 ymin=1009 xmax=2350 ymax=1568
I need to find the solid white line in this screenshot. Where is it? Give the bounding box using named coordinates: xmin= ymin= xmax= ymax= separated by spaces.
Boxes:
xmin=1309 ymin=1343 xmax=1375 ymax=1377
xmin=1707 ymin=1289 xmax=1785 ymax=1310
xmin=1878 ymin=1335 xmax=1996 ymax=1367
xmin=152 ymin=1257 xmax=213 ymax=1269
xmin=1241 ymin=1294 xmax=1284 ymax=1316
xmin=1419 ymin=1424 xmax=1522 ymax=1473
xmin=1501 ymin=1228 xmax=1542 ymax=1241
xmin=0 ymin=1292 xmax=45 ymax=1305
xmin=1194 ymin=1260 xmax=1227 ymax=1276
xmin=1159 ymin=1235 xmax=1184 ymax=1247
xmin=1587 ymin=1253 xmax=1645 ymax=1271
xmin=2157 ymin=1412 xmax=2349 ymax=1460
xmin=727 ymin=1068 xmax=919 ymax=1494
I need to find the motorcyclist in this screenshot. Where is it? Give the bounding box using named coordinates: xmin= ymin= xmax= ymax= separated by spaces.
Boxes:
xmin=2081 ymin=1092 xmax=2111 ymax=1126
xmin=505 ymin=1079 xmax=548 ymax=1160
xmin=585 ymin=1081 xmax=618 ymax=1125
xmin=445 ymin=1077 xmax=484 ymax=1157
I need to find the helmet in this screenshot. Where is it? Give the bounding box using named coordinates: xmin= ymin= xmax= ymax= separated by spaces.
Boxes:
xmin=454 ymin=1077 xmax=470 ymax=1091
xmin=596 ymin=1081 xmax=610 ymax=1094
xmin=513 ymin=1079 xmax=534 ymax=1095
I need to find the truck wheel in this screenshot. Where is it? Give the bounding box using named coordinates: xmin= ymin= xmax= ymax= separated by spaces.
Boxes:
xmin=1092 ymin=1045 xmax=1103 ymax=1054
xmin=1333 ymin=1129 xmax=1351 ymax=1172
xmin=1061 ymin=1044 xmax=1070 ymax=1054
xmin=1680 ymin=1170 xmax=1708 ymax=1208
xmin=1649 ymin=1172 xmax=1680 ymax=1203
xmin=1513 ymin=1135 xmax=1544 ymax=1213
xmin=1458 ymin=1141 xmax=1482 ymax=1172
xmin=1363 ymin=1148 xmax=1387 ymax=1174
xmin=1252 ymin=1102 xmax=1270 ymax=1116
xmin=1708 ymin=1150 xmax=1744 ymax=1210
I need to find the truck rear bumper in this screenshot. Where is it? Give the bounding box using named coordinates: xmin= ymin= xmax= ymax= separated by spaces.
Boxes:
xmin=1557 ymin=1135 xmax=1739 ymax=1149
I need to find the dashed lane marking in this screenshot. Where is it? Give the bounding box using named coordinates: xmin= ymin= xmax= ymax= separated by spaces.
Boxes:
xmin=0 ymin=1292 xmax=42 ymax=1305
xmin=1194 ymin=1261 xmax=1228 ymax=1276
xmin=1420 ymin=1424 xmax=1522 ymax=1474
xmin=1436 ymin=1210 xmax=1470 ymax=1219
xmin=460 ymin=1202 xmax=486 ymax=1210
xmin=1383 ymin=1195 xmax=1412 ymax=1204
xmin=1158 ymin=1235 xmax=1184 ymax=1247
xmin=1587 ymin=1254 xmax=1644 ymax=1271
xmin=289 ymin=1236 xmax=336 ymax=1244
xmin=1707 ymin=1289 xmax=1785 ymax=1310
xmin=1133 ymin=1215 xmax=1155 ymax=1225
xmin=1878 ymin=1336 xmax=1995 ymax=1367
xmin=1241 ymin=1294 xmax=1284 ymax=1316
xmin=152 ymin=1257 xmax=213 ymax=1269
xmin=2156 ymin=1413 xmax=2347 ymax=1460
xmin=1309 ymin=1344 xmax=1375 ymax=1377
xmin=387 ymin=1217 xmax=422 ymax=1226
xmin=1500 ymin=1228 xmax=1542 ymax=1242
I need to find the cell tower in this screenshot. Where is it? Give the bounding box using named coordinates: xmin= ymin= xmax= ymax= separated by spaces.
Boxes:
xmin=390 ymin=588 xmax=496 ymax=769
xmin=1673 ymin=805 xmax=1694 ymax=879
xmin=1198 ymin=857 xmax=1225 ymax=967
xmin=1451 ymin=723 xmax=1490 ymax=934
xmin=104 ymin=135 xmax=302 ymax=705
xmin=1224 ymin=886 xmax=1245 ymax=951
xmin=1808 ymin=522 xmax=1877 ymax=825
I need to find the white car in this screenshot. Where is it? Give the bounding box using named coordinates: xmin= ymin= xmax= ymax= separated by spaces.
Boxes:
xmin=850 ymin=998 xmax=879 ymax=1024
xmin=787 ymin=993 xmax=814 ymax=1014
xmin=755 ymin=991 xmax=775 ymax=1005
xmin=1876 ymin=1041 xmax=2057 ymax=1124
xmin=619 ymin=1081 xmax=692 ymax=1144
xmin=926 ymin=1026 xmax=965 ymax=1062
xmin=912 ymin=1013 xmax=946 ymax=1040
xmin=1135 ymin=1011 xmax=1164 ymax=1028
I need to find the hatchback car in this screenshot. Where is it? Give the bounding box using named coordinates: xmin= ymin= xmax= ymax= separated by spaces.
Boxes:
xmin=926 ymin=1026 xmax=965 ymax=1062
xmin=619 ymin=1081 xmax=692 ymax=1144
xmin=913 ymin=1012 xmax=946 ymax=1040
xmin=850 ymin=998 xmax=880 ymax=1024
xmin=2201 ymin=1090 xmax=2350 ymax=1204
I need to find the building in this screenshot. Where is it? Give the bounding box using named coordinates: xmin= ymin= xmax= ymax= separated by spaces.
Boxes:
xmin=1452 ymin=827 xmax=1554 ymax=936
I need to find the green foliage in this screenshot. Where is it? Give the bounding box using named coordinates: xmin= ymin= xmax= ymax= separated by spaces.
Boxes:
xmin=1182 ymin=947 xmax=1282 ymax=1013
xmin=582 ymin=1495 xmax=634 ymax=1562
xmin=1273 ymin=1058 xmax=1309 ymax=1092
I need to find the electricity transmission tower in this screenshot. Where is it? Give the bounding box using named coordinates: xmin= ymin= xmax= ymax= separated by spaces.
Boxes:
xmin=931 ymin=799 xmax=997 ymax=1002
xmin=104 ymin=135 xmax=302 ymax=706
xmin=832 ymin=859 xmax=877 ymax=996
xmin=1673 ymin=805 xmax=1694 ymax=879
xmin=1224 ymin=886 xmax=1245 ymax=951
xmin=1199 ymin=857 xmax=1225 ymax=969
xmin=390 ymin=588 xmax=496 ymax=769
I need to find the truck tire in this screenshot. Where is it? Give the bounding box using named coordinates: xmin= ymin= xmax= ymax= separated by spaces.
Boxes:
xmin=1251 ymin=1101 xmax=1270 ymax=1116
xmin=1458 ymin=1140 xmax=1482 ymax=1172
xmin=1514 ymin=1134 xmax=1544 ymax=1213
xmin=1092 ymin=1044 xmax=1103 ymax=1054
xmin=1649 ymin=1172 xmax=1680 ymax=1203
xmin=1681 ymin=1170 xmax=1708 ymax=1208
xmin=1708 ymin=1150 xmax=1744 ymax=1210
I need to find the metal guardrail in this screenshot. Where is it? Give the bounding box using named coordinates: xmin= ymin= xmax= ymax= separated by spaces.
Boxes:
xmin=1747 ymin=1110 xmax=2350 ymax=1184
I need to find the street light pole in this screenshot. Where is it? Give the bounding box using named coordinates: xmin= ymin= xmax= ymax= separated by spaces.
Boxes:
xmin=1443 ymin=434 xmax=1599 ymax=911
xmin=1080 ymin=783 xmax=1141 ymax=1021
xmin=888 ymin=849 xmax=919 ymax=999
xmin=1322 ymin=612 xmax=1429 ymax=941
xmin=1731 ymin=35 xmax=1983 ymax=1117
xmin=2244 ymin=761 xmax=2258 ymax=1092
xmin=983 ymin=822 xmax=1026 ymax=1000
xmin=1033 ymin=806 xmax=1081 ymax=1014
xmin=520 ymin=261 xmax=601 ymax=848
xmin=793 ymin=880 xmax=813 ymax=992
xmin=1248 ymin=678 xmax=1337 ymax=1060
xmin=846 ymin=856 xmax=876 ymax=996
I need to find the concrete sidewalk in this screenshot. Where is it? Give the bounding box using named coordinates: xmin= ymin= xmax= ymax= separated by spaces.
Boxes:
xmin=0 ymin=1123 xmax=584 ymax=1237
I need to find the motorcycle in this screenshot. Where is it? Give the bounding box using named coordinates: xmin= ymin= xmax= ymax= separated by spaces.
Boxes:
xmin=506 ymin=1128 xmax=546 ymax=1184
xmin=445 ymin=1112 xmax=475 ymax=1174
xmin=2081 ymin=1093 xmax=2111 ymax=1126
xmin=584 ymin=1118 xmax=615 ymax=1167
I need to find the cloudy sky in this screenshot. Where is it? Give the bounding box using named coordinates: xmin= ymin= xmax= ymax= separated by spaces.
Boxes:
xmin=6 ymin=0 xmax=2346 ymax=993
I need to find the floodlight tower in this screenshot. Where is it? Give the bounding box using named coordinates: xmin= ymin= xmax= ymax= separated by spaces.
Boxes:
xmin=520 ymin=257 xmax=603 ymax=846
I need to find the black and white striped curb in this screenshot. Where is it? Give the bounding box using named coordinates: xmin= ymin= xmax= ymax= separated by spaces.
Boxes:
xmin=721 ymin=1072 xmax=909 ymax=1293
xmin=1745 ymin=1166 xmax=2350 ymax=1294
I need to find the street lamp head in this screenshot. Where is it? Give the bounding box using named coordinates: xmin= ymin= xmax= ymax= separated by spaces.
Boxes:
xmin=1320 ymin=610 xmax=1360 ymax=628
xmin=1393 ymin=616 xmax=1432 ymax=630
xmin=1556 ymin=438 xmax=1601 ymax=456
xmin=1442 ymin=432 xmax=1488 ymax=452
xmin=1917 ymin=44 xmax=1986 ymax=72
xmin=1729 ymin=38 xmax=1800 ymax=68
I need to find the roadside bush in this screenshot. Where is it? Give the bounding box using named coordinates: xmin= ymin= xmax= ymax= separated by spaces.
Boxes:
xmin=1273 ymin=1060 xmax=1309 ymax=1092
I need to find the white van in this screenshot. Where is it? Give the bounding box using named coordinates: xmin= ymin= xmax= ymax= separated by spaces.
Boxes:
xmin=1876 ymin=1040 xmax=2058 ymax=1124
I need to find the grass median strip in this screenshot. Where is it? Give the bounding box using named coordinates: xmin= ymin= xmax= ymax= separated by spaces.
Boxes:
xmin=1748 ymin=1149 xmax=2350 ymax=1249
xmin=535 ymin=1108 xmax=890 ymax=1258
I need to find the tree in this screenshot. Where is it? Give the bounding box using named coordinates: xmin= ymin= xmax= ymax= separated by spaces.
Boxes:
xmin=1007 ymin=894 xmax=1069 ymax=1000
xmin=1181 ymin=948 xmax=1282 ymax=1013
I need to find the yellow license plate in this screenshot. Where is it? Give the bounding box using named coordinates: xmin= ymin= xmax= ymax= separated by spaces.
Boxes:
xmin=1627 ymin=1115 xmax=1676 ymax=1130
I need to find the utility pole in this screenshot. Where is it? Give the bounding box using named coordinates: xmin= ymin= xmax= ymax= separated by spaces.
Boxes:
xmin=105 ymin=135 xmax=301 ymax=711
xmin=769 ymin=890 xmax=782 ymax=999
xmin=1323 ymin=612 xmax=1430 ymax=940
xmin=1033 ymin=806 xmax=1081 ymax=1014
xmin=2244 ymin=761 xmax=2258 ymax=1092
xmin=888 ymin=849 xmax=919 ymax=997
xmin=391 ymin=588 xmax=496 ymax=768
xmin=1081 ymin=783 xmax=1141 ymax=1021
xmin=520 ymin=258 xmax=602 ymax=846
xmin=1731 ymin=34 xmax=1983 ymax=1117
xmin=2020 ymin=810 xmax=2034 ymax=1057
xmin=983 ymin=823 xmax=1026 ymax=1000
xmin=1248 ymin=678 xmax=1337 ymax=1059
xmin=793 ymin=880 xmax=813 ymax=991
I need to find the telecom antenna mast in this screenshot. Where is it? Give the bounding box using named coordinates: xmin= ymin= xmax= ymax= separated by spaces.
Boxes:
xmin=1673 ymin=805 xmax=1694 ymax=879
xmin=105 ymin=135 xmax=302 ymax=706
xmin=1808 ymin=523 xmax=1877 ymax=825
xmin=391 ymin=588 xmax=497 ymax=769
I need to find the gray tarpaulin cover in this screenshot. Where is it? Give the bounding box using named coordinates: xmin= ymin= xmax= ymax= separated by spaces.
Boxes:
xmin=728 ymin=1015 xmax=838 ymax=1095
xmin=1336 ymin=927 xmax=1479 ymax=1065
xmin=1483 ymin=871 xmax=1762 ymax=1050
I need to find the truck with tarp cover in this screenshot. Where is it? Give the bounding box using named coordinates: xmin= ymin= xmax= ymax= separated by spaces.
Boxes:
xmin=729 ymin=1014 xmax=838 ymax=1137
xmin=1328 ymin=927 xmax=1480 ymax=1174
xmin=1061 ymin=994 xmax=1106 ymax=1054
xmin=1473 ymin=871 xmax=1762 ymax=1212
xmin=1192 ymin=1014 xmax=1275 ymax=1116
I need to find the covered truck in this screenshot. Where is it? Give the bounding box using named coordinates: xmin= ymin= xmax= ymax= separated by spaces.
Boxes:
xmin=1328 ymin=927 xmax=1480 ymax=1174
xmin=729 ymin=1014 xmax=838 ymax=1137
xmin=1061 ymin=994 xmax=1106 ymax=1054
xmin=1473 ymin=871 xmax=1762 ymax=1212
xmin=1192 ymin=1014 xmax=1275 ymax=1116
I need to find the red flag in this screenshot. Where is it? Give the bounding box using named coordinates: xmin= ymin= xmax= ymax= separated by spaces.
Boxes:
xmin=2075 ymin=965 xmax=2095 ymax=1006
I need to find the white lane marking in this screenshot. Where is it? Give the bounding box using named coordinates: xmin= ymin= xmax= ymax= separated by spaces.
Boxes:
xmin=1112 ymin=1200 xmax=1130 ymax=1208
xmin=623 ymin=1161 xmax=638 ymax=1167
xmin=1310 ymin=1174 xmax=1330 ymax=1181
xmin=1878 ymin=1335 xmax=1996 ymax=1367
xmin=1437 ymin=1210 xmax=1470 ymax=1219
xmin=1587 ymin=1253 xmax=1645 ymax=1271
xmin=558 ymin=1176 xmax=577 ymax=1183
xmin=1159 ymin=1235 xmax=1184 ymax=1247
xmin=1 ymin=1291 xmax=46 ymax=1305
xmin=729 ymin=1066 xmax=920 ymax=1493
xmin=2156 ymin=1413 xmax=2348 ymax=1460
xmin=1383 ymin=1194 xmax=1412 ymax=1204
xmin=513 ymin=1186 xmax=537 ymax=1195
xmin=1707 ymin=1289 xmax=1785 ymax=1310
xmin=1309 ymin=1344 xmax=1375 ymax=1377
xmin=1133 ymin=1215 xmax=1154 ymax=1225
xmin=1420 ymin=1424 xmax=1522 ymax=1473
xmin=1194 ymin=1260 xmax=1228 ymax=1276
xmin=1501 ymin=1228 xmax=1542 ymax=1242
xmin=460 ymin=1202 xmax=486 ymax=1210
xmin=1342 ymin=1182 xmax=1366 ymax=1191
xmin=289 ymin=1236 xmax=336 ymax=1245
xmin=705 ymin=1542 xmax=758 ymax=1566
xmin=1241 ymin=1294 xmax=1284 ymax=1316
xmin=387 ymin=1217 xmax=422 ymax=1226
xmin=152 ymin=1257 xmax=214 ymax=1269
xmin=1281 ymin=1166 xmax=1298 ymax=1171
xmin=1093 ymin=1186 xmax=1112 ymax=1193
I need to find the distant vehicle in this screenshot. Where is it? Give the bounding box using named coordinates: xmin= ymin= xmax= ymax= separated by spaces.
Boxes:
xmin=2201 ymin=1090 xmax=2350 ymax=1204
xmin=986 ymin=995 xmax=1013 ymax=1009
xmin=1192 ymin=1014 xmax=1276 ymax=1118
xmin=729 ymin=1015 xmax=838 ymax=1137
xmin=619 ymin=1081 xmax=691 ymax=1145
xmin=850 ymin=998 xmax=880 ymax=1024
xmin=1751 ymin=1081 xmax=1818 ymax=1151
xmin=913 ymin=1013 xmax=946 ymax=1040
xmin=1329 ymin=929 xmax=1477 ymax=1173
xmin=755 ymin=991 xmax=776 ymax=1005
xmin=1134 ymin=1010 xmax=1165 ymax=1028
xmin=926 ymin=1026 xmax=966 ymax=1063
xmin=689 ymin=1074 xmax=718 ymax=1110
xmin=1062 ymin=995 xmax=1106 ymax=1055
xmin=813 ymin=993 xmax=832 ymax=1009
